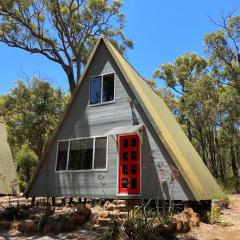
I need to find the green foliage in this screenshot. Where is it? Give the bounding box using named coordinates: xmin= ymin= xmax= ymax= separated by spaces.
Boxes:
xmin=0 ymin=77 xmax=68 ymax=161
xmin=98 ymin=221 xmax=119 ymax=240
xmin=212 ymin=193 xmax=230 ymax=209
xmin=15 ymin=144 xmax=38 ymax=191
xmin=220 ymin=219 xmax=234 ymax=227
xmin=218 ymin=177 xmax=240 ymax=194
xmin=0 ymin=0 xmax=133 ymax=92
xmin=206 ymin=205 xmax=221 ymax=224
xmin=152 ymin=12 xmax=240 ymax=180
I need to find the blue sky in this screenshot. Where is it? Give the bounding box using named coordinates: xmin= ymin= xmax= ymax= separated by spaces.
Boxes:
xmin=0 ymin=0 xmax=239 ymax=94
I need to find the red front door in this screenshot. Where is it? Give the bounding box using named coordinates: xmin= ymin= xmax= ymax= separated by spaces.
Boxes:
xmin=119 ymin=134 xmax=140 ymax=194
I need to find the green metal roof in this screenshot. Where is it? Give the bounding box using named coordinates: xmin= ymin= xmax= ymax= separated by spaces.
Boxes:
xmin=0 ymin=122 xmax=19 ymax=195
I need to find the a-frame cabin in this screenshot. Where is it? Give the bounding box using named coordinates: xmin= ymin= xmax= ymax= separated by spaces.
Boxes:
xmin=26 ymin=37 xmax=221 ymax=201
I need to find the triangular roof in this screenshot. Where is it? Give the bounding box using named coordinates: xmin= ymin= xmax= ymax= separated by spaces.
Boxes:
xmin=0 ymin=121 xmax=20 ymax=195
xmin=26 ymin=37 xmax=221 ymax=200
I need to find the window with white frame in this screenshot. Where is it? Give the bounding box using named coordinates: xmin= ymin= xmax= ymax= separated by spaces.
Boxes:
xmin=89 ymin=73 xmax=114 ymax=105
xmin=56 ymin=136 xmax=107 ymax=171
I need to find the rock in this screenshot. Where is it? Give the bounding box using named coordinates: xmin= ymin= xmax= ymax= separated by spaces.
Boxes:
xmin=99 ymin=211 xmax=111 ymax=219
xmin=70 ymin=213 xmax=86 ymax=226
xmin=173 ymin=208 xmax=200 ymax=233
xmin=18 ymin=219 xmax=36 ymax=232
xmin=105 ymin=203 xmax=116 ymax=211
xmin=65 ymin=218 xmax=76 ymax=231
xmin=9 ymin=221 xmax=21 ymax=231
xmin=190 ymin=213 xmax=200 ymax=228
xmin=112 ymin=200 xmax=127 ymax=205
xmin=42 ymin=223 xmax=55 ymax=233
xmin=96 ymin=217 xmax=113 ymax=226
xmin=88 ymin=213 xmax=99 ymax=224
xmin=75 ymin=203 xmax=91 ymax=218
xmin=115 ymin=204 xmax=128 ymax=212
xmin=0 ymin=221 xmax=10 ymax=230
xmin=109 ymin=210 xmax=120 ymax=219
xmin=118 ymin=211 xmax=128 ymax=218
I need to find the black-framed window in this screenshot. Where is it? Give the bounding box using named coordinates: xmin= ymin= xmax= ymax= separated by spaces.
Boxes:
xmin=56 ymin=136 xmax=107 ymax=171
xmin=89 ymin=74 xmax=114 ymax=105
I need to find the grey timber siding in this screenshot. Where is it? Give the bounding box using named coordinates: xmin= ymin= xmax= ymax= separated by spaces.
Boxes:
xmin=28 ymin=42 xmax=193 ymax=200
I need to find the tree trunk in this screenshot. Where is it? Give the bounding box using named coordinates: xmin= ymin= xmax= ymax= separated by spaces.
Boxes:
xmin=186 ymin=119 xmax=193 ymax=142
xmin=230 ymin=144 xmax=238 ymax=177
xmin=198 ymin=128 xmax=207 ymax=165
xmin=68 ymin=73 xmax=76 ymax=94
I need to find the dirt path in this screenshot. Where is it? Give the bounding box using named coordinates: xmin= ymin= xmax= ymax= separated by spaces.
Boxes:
xmin=184 ymin=194 xmax=240 ymax=240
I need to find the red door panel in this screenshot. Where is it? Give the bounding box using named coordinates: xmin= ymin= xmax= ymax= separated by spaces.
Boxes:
xmin=119 ymin=134 xmax=140 ymax=194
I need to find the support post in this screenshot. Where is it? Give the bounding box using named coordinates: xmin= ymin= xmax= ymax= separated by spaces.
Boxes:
xmin=31 ymin=196 xmax=35 ymax=206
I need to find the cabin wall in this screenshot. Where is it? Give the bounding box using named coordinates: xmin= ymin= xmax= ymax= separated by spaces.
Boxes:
xmin=28 ymin=42 xmax=194 ymax=200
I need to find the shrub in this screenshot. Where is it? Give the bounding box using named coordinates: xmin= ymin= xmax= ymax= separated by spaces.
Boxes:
xmin=212 ymin=193 xmax=230 ymax=209
xmin=218 ymin=177 xmax=240 ymax=194
xmin=15 ymin=144 xmax=38 ymax=191
xmin=98 ymin=204 xmax=177 ymax=240
xmin=206 ymin=206 xmax=221 ymax=224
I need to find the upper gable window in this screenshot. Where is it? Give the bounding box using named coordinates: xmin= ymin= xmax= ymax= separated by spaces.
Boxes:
xmin=90 ymin=73 xmax=114 ymax=105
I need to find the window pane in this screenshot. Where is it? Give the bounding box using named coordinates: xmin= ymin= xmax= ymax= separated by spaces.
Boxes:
xmin=56 ymin=141 xmax=68 ymax=171
xmin=90 ymin=77 xmax=102 ymax=105
xmin=123 ymin=139 xmax=128 ymax=148
xmin=131 ymin=165 xmax=137 ymax=174
xmin=123 ymin=152 xmax=128 ymax=161
xmin=94 ymin=137 xmax=107 ymax=169
xmin=131 ymin=151 xmax=137 ymax=160
xmin=131 ymin=178 xmax=137 ymax=189
xmin=68 ymin=139 xmax=93 ymax=170
xmin=131 ymin=138 xmax=137 ymax=147
xmin=102 ymin=74 xmax=114 ymax=102
xmin=123 ymin=165 xmax=128 ymax=174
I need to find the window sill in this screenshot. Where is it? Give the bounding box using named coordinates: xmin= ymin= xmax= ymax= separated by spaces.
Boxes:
xmin=55 ymin=169 xmax=108 ymax=173
xmin=88 ymin=100 xmax=116 ymax=107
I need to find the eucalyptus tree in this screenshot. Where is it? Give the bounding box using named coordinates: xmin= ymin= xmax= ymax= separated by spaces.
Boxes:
xmin=204 ymin=12 xmax=240 ymax=93
xmin=0 ymin=77 xmax=68 ymax=159
xmin=0 ymin=0 xmax=132 ymax=92
xmin=153 ymin=53 xmax=208 ymax=142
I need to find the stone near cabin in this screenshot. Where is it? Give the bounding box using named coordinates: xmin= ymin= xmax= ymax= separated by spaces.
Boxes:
xmin=109 ymin=210 xmax=119 ymax=219
xmin=118 ymin=211 xmax=128 ymax=219
xmin=70 ymin=213 xmax=86 ymax=226
xmin=0 ymin=221 xmax=10 ymax=230
xmin=99 ymin=211 xmax=111 ymax=219
xmin=75 ymin=203 xmax=91 ymax=218
xmin=9 ymin=221 xmax=21 ymax=231
xmin=17 ymin=219 xmax=36 ymax=232
xmin=42 ymin=222 xmax=55 ymax=233
xmin=173 ymin=208 xmax=200 ymax=233
xmin=104 ymin=203 xmax=116 ymax=211
xmin=96 ymin=217 xmax=112 ymax=226
xmin=89 ymin=213 xmax=99 ymax=224
xmin=112 ymin=200 xmax=127 ymax=205
xmin=65 ymin=218 xmax=76 ymax=231
xmin=115 ymin=204 xmax=128 ymax=212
